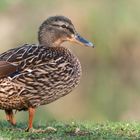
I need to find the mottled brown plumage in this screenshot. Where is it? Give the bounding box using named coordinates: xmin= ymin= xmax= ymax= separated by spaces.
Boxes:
xmin=0 ymin=16 xmax=94 ymax=131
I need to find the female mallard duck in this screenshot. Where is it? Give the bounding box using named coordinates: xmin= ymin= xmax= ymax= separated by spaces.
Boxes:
xmin=0 ymin=16 xmax=94 ymax=131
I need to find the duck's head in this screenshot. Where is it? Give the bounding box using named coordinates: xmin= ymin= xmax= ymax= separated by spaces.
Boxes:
xmin=38 ymin=16 xmax=94 ymax=48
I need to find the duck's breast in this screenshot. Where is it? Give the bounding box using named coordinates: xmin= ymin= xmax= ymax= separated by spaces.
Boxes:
xmin=29 ymin=47 xmax=82 ymax=105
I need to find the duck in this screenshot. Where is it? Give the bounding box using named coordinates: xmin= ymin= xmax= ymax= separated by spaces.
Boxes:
xmin=0 ymin=15 xmax=94 ymax=131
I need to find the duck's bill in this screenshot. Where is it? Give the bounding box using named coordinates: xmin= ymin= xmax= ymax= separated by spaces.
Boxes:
xmin=74 ymin=34 xmax=95 ymax=48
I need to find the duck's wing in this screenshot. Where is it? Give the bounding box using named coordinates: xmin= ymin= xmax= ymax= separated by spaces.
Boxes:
xmin=0 ymin=44 xmax=41 ymax=64
xmin=0 ymin=61 xmax=18 ymax=78
xmin=0 ymin=44 xmax=49 ymax=79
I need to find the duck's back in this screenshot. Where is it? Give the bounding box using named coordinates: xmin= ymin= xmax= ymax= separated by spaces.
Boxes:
xmin=0 ymin=44 xmax=81 ymax=110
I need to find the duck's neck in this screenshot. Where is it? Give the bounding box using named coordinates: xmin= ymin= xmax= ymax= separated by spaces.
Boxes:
xmin=38 ymin=26 xmax=64 ymax=47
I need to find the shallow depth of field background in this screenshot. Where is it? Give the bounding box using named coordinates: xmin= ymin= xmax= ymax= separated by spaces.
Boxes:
xmin=0 ymin=0 xmax=140 ymax=122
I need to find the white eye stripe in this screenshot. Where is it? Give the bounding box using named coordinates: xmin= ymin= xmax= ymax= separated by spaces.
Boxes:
xmin=53 ymin=20 xmax=69 ymax=27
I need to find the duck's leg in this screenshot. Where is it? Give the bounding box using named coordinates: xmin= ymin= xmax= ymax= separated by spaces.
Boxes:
xmin=5 ymin=110 xmax=16 ymax=125
xmin=25 ymin=107 xmax=57 ymax=133
xmin=25 ymin=107 xmax=35 ymax=132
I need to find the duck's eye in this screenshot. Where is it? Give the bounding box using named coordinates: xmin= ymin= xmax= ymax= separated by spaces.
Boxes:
xmin=61 ymin=24 xmax=74 ymax=34
xmin=61 ymin=24 xmax=67 ymax=28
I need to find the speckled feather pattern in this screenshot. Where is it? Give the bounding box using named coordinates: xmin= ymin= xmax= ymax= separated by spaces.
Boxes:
xmin=0 ymin=44 xmax=81 ymax=110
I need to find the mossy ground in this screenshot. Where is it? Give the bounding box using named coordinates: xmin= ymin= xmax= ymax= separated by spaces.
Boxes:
xmin=0 ymin=121 xmax=140 ymax=139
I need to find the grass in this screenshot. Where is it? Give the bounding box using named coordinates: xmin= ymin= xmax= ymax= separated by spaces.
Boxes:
xmin=0 ymin=121 xmax=140 ymax=139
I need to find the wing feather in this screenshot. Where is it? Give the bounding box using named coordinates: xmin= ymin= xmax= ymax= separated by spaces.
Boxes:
xmin=0 ymin=44 xmax=56 ymax=79
xmin=0 ymin=61 xmax=18 ymax=78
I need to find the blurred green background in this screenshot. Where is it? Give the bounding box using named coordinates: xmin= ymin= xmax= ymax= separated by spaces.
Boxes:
xmin=0 ymin=0 xmax=140 ymax=123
